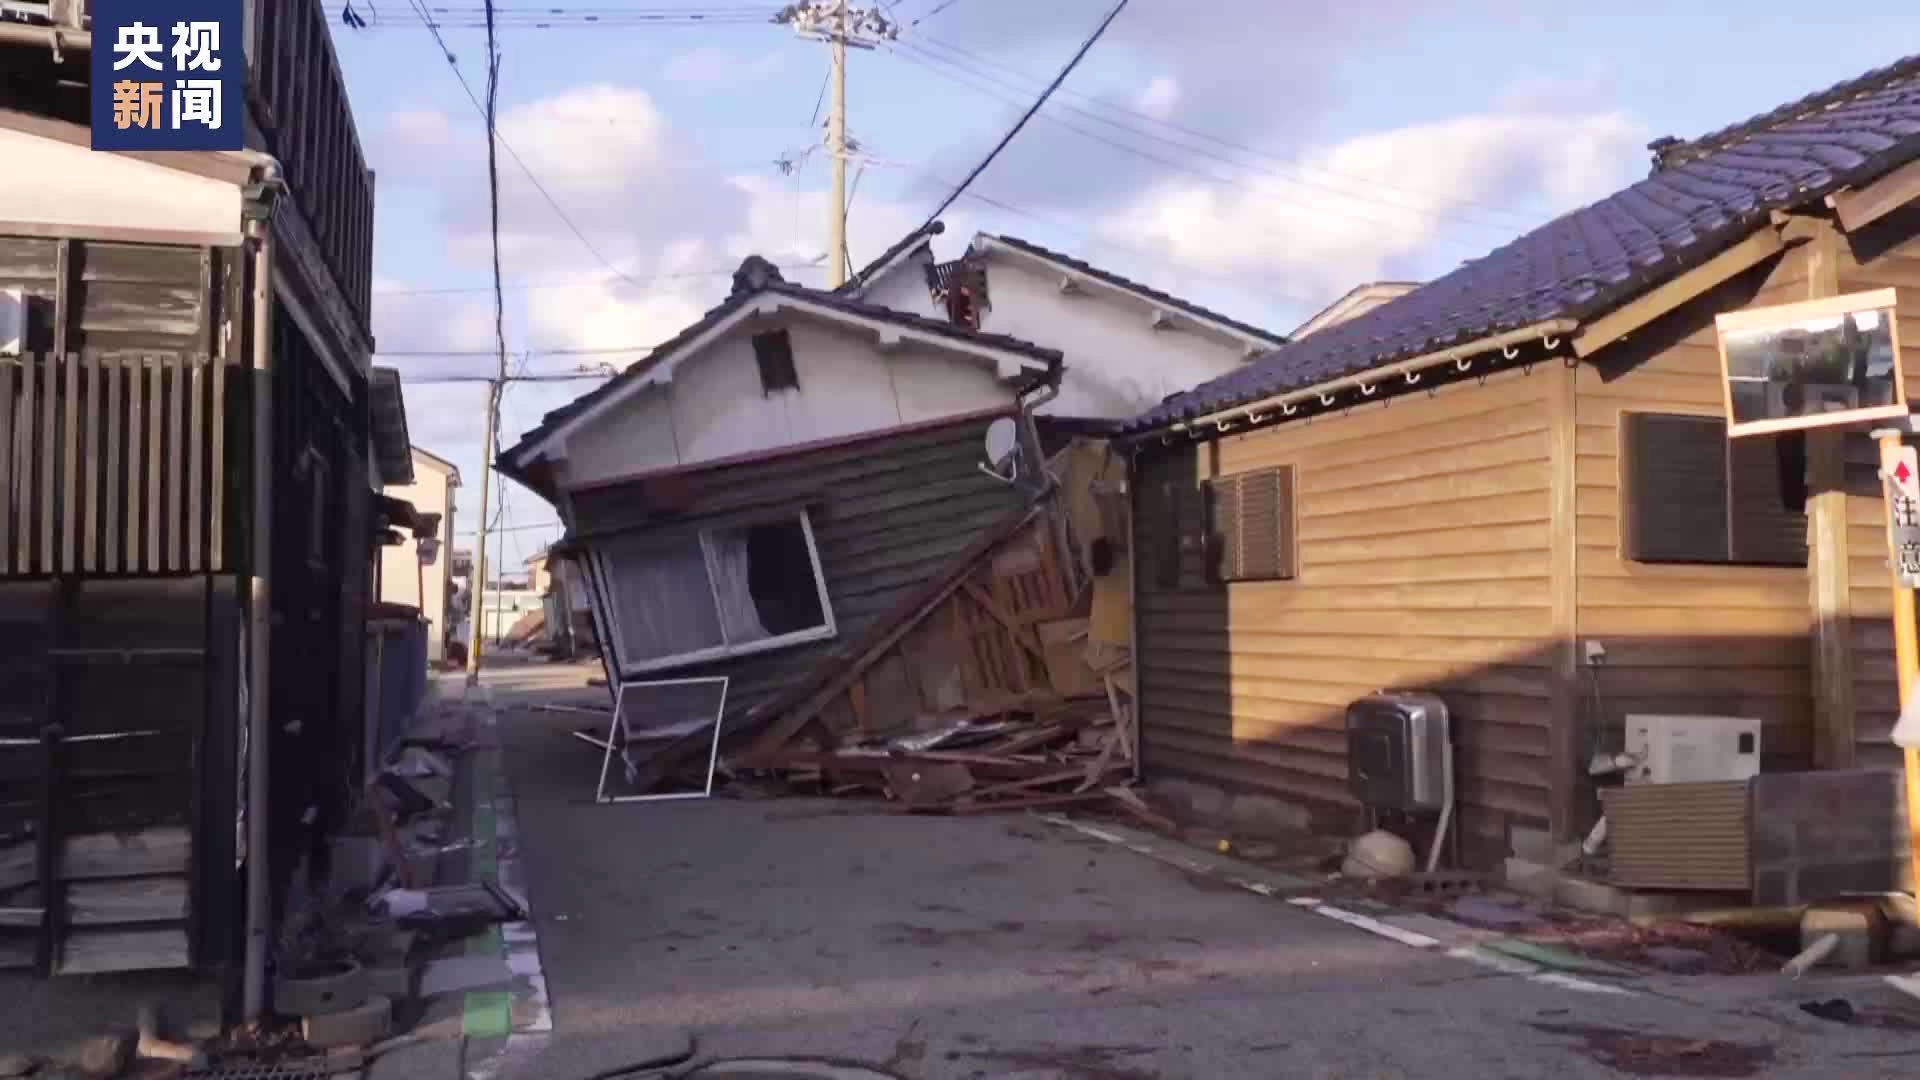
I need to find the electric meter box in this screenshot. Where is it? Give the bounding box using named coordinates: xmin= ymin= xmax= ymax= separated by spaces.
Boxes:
xmin=1345 ymin=691 xmax=1451 ymax=812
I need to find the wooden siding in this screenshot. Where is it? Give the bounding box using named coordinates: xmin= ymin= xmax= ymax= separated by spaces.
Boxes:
xmin=1135 ymin=367 xmax=1558 ymax=832
xmin=1572 ymin=252 xmax=1815 ymax=772
xmin=569 ymin=412 xmax=1026 ymax=727
xmin=1837 ymin=220 xmax=1920 ymax=765
xmin=1 ymin=235 xmax=241 ymax=578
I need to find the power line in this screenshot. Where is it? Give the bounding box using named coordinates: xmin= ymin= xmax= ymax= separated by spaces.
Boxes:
xmin=374 ymin=261 xmax=820 ymax=297
xmin=905 ymin=0 xmax=967 ymax=29
xmin=456 ymin=520 xmax=565 ymax=536
xmin=380 ymin=342 xmax=661 ymax=357
xmin=918 ymin=0 xmax=1128 ymax=229
xmin=892 ymin=43 xmax=1497 ymax=249
xmin=911 ymin=34 xmax=1547 ymax=230
xmin=401 ymin=0 xmax=653 ymax=288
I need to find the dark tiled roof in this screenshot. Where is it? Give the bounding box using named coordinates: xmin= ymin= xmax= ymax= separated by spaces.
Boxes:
xmin=499 ymin=275 xmax=1062 ymax=473
xmin=1126 ymin=53 xmax=1920 ymax=434
xmin=839 ymin=220 xmax=947 ymax=295
xmin=981 ymin=234 xmax=1290 ymax=346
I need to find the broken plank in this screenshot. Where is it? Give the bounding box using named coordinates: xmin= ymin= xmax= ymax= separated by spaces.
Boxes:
xmin=959 ymin=580 xmax=1047 ymax=662
xmin=1105 ymin=786 xmax=1177 ymax=833
xmin=981 ymin=724 xmax=1070 ymax=756
xmin=881 ymin=761 xmax=974 ymax=807
xmin=958 ymin=766 xmax=1118 ymax=804
xmin=948 ymin=791 xmax=1107 ymax=815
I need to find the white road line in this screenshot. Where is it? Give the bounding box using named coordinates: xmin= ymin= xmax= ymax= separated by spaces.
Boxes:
xmin=1036 ymin=812 xmax=1637 ymax=997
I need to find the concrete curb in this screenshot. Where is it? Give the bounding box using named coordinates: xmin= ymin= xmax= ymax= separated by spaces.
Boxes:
xmin=458 ymin=689 xmax=554 ymax=1080
xmin=1035 ymin=812 xmax=1637 ymax=998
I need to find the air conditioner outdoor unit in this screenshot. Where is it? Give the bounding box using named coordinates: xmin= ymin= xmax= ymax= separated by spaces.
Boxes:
xmin=1622 ymin=714 xmax=1760 ymax=786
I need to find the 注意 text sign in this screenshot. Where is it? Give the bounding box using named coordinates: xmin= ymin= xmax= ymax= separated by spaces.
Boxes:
xmin=1887 ymin=443 xmax=1920 ymax=587
xmin=90 ymin=0 xmax=243 ymax=152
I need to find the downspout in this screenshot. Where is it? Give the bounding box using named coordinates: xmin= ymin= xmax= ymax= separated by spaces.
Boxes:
xmin=241 ymin=156 xmax=284 ymax=1025
xmin=1014 ymin=359 xmax=1073 ymax=597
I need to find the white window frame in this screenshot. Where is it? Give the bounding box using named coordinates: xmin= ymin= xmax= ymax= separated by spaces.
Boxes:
xmin=589 ymin=509 xmax=836 ymax=677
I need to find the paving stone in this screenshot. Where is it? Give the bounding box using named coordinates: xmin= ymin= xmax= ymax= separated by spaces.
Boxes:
xmin=304 ymin=995 xmax=393 ymax=1050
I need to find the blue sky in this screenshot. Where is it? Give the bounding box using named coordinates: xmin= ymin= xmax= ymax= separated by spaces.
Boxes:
xmin=325 ymin=0 xmax=1920 ymax=574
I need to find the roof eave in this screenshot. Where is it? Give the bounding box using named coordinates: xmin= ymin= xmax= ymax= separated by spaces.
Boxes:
xmin=1126 ymin=317 xmax=1580 ymax=444
xmin=973 ymin=233 xmax=1287 ymax=350
xmin=505 ymin=288 xmax=1056 ymax=471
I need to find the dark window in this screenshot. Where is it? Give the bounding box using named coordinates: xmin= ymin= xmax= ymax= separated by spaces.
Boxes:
xmin=745 ymin=519 xmax=825 ymax=636
xmin=1206 ymin=466 xmax=1296 ymax=583
xmin=752 ymin=330 xmax=798 ymax=394
xmin=1622 ymin=412 xmax=1807 ymax=567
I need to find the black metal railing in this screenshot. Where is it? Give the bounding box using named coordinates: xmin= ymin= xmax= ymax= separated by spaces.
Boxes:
xmin=251 ymin=0 xmax=374 ymax=329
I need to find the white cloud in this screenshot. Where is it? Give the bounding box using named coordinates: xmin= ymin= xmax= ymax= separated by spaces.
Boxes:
xmin=1104 ymin=107 xmax=1646 ymax=302
xmin=1136 ymin=76 xmax=1181 ymax=120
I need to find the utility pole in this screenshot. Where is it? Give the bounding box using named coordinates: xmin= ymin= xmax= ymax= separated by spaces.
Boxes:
xmin=773 ymin=1 xmax=897 ymax=287
xmin=467 ymin=0 xmax=507 ymax=685
xmin=465 ymin=378 xmax=500 ymax=684
xmin=828 ymin=0 xmax=846 ymax=287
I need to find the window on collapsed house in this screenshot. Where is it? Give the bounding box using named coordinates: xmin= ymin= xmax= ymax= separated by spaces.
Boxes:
xmin=752 ymin=330 xmax=799 ymax=394
xmin=1621 ymin=412 xmax=1807 ymax=567
xmin=592 ymin=511 xmax=834 ymax=674
xmin=1205 ymin=465 xmax=1297 ymax=583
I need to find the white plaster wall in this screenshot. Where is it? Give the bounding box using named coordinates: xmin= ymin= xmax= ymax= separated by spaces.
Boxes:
xmin=556 ymin=316 xmax=1013 ymax=490
xmin=976 ymin=257 xmax=1253 ymax=420
xmin=0 ymin=129 xmax=242 ymax=236
xmin=856 ymin=248 xmax=944 ymax=320
xmin=379 ymin=452 xmax=457 ymax=662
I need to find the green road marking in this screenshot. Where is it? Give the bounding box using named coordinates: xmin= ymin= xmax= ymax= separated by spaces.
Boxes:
xmin=463 ymin=991 xmax=512 ymax=1038
xmin=462 ymin=752 xmax=512 ymax=1030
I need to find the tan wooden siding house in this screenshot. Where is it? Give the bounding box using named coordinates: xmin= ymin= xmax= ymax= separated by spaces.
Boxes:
xmin=1121 ymin=54 xmax=1920 ymax=860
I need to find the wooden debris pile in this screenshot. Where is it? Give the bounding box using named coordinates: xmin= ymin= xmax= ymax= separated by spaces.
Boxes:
xmin=751 ymin=684 xmax=1164 ymax=827
xmin=734 ymin=438 xmax=1153 ymax=826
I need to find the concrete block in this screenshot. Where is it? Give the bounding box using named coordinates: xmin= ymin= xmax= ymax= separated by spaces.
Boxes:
xmin=1508 ymin=826 xmax=1579 ymax=868
xmin=1503 ymin=857 xmax=1558 ymax=901
xmin=303 ymin=994 xmax=392 ymax=1050
xmin=1151 ymin=778 xmax=1226 ymax=820
xmin=1552 ymin=874 xmax=1628 ymax=917
xmin=366 ymin=963 xmax=413 ymax=1000
xmin=1801 ymin=903 xmax=1888 ymax=971
xmin=1228 ymin=792 xmax=1311 ymax=833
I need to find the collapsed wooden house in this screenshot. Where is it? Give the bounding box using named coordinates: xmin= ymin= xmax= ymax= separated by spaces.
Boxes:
xmin=497 ymin=257 xmax=1157 ymax=805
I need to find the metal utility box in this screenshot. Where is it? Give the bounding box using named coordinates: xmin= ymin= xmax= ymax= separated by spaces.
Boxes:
xmin=1345 ymin=691 xmax=1450 ymax=812
xmin=1623 ymin=714 xmax=1760 ymax=786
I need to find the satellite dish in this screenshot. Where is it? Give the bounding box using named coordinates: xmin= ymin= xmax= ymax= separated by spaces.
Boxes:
xmin=982 ymin=417 xmax=1021 ymax=482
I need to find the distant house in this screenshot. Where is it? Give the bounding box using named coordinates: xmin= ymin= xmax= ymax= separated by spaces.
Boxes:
xmin=499 ymin=256 xmax=1062 ymax=726
xmin=841 ymin=224 xmax=1286 ymax=419
xmin=379 ymin=447 xmax=461 ymax=663
xmin=1288 ymin=281 xmax=1420 ymax=339
xmin=1121 ymin=53 xmax=1920 ymax=864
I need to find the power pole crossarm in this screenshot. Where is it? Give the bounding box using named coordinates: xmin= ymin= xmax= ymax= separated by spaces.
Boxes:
xmin=773 ymin=1 xmax=897 ymax=288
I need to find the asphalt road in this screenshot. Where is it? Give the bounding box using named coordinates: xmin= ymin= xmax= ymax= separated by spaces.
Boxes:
xmin=491 ymin=669 xmax=1920 ymax=1080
